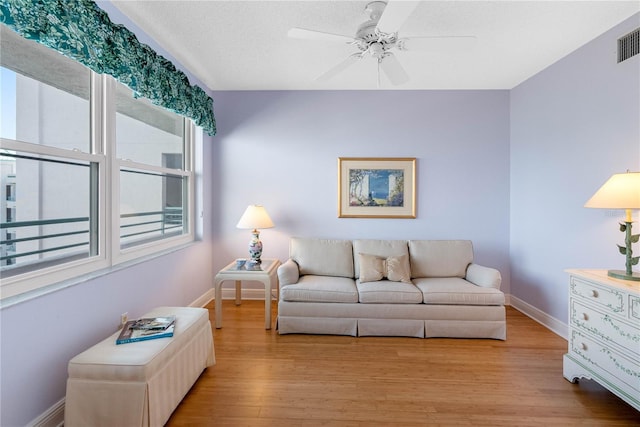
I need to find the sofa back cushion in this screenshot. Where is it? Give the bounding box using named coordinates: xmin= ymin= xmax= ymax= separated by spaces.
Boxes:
xmin=290 ymin=237 xmax=354 ymax=278
xmin=409 ymin=240 xmax=473 ymax=278
xmin=353 ymin=240 xmax=409 ymax=279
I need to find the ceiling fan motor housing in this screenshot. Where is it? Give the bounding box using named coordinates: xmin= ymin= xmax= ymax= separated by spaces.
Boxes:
xmin=365 ymin=1 xmax=387 ymax=20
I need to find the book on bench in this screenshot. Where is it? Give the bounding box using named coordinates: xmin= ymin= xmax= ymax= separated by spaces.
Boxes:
xmin=116 ymin=318 xmax=176 ymax=345
xmin=130 ymin=316 xmax=176 ymax=331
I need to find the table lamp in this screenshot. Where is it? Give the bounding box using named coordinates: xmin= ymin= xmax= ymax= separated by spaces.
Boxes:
xmin=585 ymin=170 xmax=640 ymax=281
xmin=236 ymin=205 xmax=274 ymax=264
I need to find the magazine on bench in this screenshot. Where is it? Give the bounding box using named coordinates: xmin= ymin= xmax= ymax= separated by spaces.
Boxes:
xmin=116 ymin=319 xmax=175 ymax=345
xmin=129 ymin=315 xmax=176 ymax=331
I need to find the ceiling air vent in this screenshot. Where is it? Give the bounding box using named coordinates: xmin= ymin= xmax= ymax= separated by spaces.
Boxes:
xmin=617 ymin=28 xmax=639 ymax=63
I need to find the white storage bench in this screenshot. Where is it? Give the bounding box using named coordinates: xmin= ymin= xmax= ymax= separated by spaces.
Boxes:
xmin=65 ymin=306 xmax=215 ymax=427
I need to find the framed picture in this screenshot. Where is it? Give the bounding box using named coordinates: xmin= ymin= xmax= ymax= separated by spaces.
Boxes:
xmin=338 ymin=157 xmax=416 ymax=218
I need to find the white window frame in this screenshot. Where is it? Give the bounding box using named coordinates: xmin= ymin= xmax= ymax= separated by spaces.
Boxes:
xmin=0 ymin=62 xmax=197 ymax=303
xmin=104 ymin=76 xmax=195 ymax=265
xmin=0 ymin=138 xmax=109 ymax=298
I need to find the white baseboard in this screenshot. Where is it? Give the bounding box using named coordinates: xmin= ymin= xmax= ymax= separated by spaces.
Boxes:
xmin=190 ymin=288 xmax=215 ymax=308
xmin=223 ymin=288 xmax=277 ymax=300
xmin=509 ymin=294 xmax=567 ymax=340
xmin=212 ymin=287 xmax=277 ymax=301
xmin=191 ymin=288 xmax=275 ymax=305
xmin=191 ymin=288 xmax=274 ymax=306
xmin=27 ymin=398 xmax=64 ymax=427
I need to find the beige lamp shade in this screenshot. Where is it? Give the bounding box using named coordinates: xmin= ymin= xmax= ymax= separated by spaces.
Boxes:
xmin=585 ymin=171 xmax=640 ymax=210
xmin=585 ymin=171 xmax=640 ymax=281
xmin=236 ymin=205 xmax=274 ymax=230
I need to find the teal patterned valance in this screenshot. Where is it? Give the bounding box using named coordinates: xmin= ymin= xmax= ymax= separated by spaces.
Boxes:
xmin=0 ymin=0 xmax=216 ymax=135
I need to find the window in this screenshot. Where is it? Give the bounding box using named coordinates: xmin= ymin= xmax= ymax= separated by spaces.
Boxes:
xmin=114 ymin=82 xmax=191 ymax=258
xmin=0 ymin=25 xmax=196 ymax=300
xmin=0 ymin=27 xmax=91 ymax=150
xmin=6 ymin=183 xmax=15 ymax=201
xmin=0 ymin=153 xmax=97 ymax=278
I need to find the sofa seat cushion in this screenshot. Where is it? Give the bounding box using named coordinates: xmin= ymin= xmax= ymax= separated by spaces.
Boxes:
xmin=415 ymin=277 xmax=505 ymax=306
xmin=356 ymin=280 xmax=423 ymax=304
xmin=280 ymin=275 xmax=358 ymax=303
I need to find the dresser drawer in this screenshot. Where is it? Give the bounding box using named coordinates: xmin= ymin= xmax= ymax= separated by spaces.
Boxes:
xmin=570 ymin=276 xmax=625 ymax=315
xmin=569 ymin=330 xmax=640 ymax=394
xmin=631 ymin=295 xmax=640 ymax=322
xmin=571 ymin=300 xmax=640 ymax=358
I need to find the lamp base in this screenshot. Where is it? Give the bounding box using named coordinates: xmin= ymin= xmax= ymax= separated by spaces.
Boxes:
xmin=608 ymin=270 xmax=640 ymax=282
xmin=248 ymin=229 xmax=263 ymax=264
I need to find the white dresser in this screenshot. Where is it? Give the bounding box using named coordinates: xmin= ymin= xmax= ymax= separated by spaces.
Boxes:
xmin=563 ymin=269 xmax=640 ymax=411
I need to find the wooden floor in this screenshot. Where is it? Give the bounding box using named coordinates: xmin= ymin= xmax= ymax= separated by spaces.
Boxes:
xmin=167 ymin=300 xmax=640 ymax=426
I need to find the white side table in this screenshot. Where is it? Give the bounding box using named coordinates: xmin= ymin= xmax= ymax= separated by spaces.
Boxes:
xmin=214 ymin=258 xmax=281 ymax=330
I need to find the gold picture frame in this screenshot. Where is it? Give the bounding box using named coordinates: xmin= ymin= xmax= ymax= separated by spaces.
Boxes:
xmin=338 ymin=157 xmax=416 ymax=218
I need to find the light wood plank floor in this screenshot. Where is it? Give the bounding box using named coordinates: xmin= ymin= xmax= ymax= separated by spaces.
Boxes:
xmin=167 ymin=301 xmax=640 ymax=426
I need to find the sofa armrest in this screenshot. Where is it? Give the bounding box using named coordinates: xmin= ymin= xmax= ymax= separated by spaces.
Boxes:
xmin=278 ymin=259 xmax=300 ymax=287
xmin=466 ymin=263 xmax=502 ymax=289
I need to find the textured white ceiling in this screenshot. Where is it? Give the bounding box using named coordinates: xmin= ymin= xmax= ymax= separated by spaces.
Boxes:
xmin=109 ymin=1 xmax=640 ymax=90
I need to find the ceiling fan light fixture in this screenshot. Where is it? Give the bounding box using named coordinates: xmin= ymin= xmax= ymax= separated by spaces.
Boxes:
xmin=368 ymin=42 xmax=385 ymax=58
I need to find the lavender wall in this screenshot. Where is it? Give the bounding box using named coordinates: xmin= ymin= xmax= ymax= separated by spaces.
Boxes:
xmin=210 ymin=90 xmax=511 ymax=293
xmin=510 ymin=13 xmax=640 ymax=326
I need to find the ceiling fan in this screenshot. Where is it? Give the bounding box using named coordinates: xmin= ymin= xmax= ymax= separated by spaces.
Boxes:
xmin=287 ymin=0 xmax=476 ymax=86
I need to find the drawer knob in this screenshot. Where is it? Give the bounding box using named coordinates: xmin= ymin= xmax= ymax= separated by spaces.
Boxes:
xmin=581 ymin=342 xmax=588 ymax=351
xmin=582 ymin=313 xmax=589 ymax=321
xmin=591 ymin=290 xmax=599 ymax=298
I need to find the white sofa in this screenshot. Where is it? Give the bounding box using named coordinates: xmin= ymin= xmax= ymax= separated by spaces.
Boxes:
xmin=277 ymin=238 xmax=506 ymax=339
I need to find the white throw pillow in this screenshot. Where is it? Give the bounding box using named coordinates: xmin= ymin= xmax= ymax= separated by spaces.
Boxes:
xmin=358 ymin=253 xmax=412 ymax=284
xmin=359 ymin=254 xmax=386 ymax=282
xmin=386 ymin=254 xmax=412 ymax=283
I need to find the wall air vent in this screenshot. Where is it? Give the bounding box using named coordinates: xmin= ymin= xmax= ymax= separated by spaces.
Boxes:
xmin=617 ymin=28 xmax=639 ymax=63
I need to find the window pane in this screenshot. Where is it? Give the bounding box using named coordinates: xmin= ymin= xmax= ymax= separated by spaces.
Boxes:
xmin=0 ymin=25 xmax=90 ymax=151
xmin=120 ymin=168 xmax=186 ymax=249
xmin=116 ymin=82 xmax=184 ymax=167
xmin=0 ymin=152 xmax=97 ymax=277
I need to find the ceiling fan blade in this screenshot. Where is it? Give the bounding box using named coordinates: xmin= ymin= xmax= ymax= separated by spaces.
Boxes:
xmin=316 ymin=54 xmax=362 ymax=82
xmin=288 ymin=27 xmax=354 ymax=44
xmin=376 ymin=0 xmax=420 ymax=34
xmin=379 ymin=53 xmax=409 ymax=86
xmin=399 ymin=36 xmax=478 ymax=52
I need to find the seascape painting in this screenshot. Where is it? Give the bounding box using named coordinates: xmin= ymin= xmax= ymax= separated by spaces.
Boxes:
xmin=338 ymin=157 xmax=416 ymax=218
xmin=349 ymin=168 xmax=404 ymax=207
